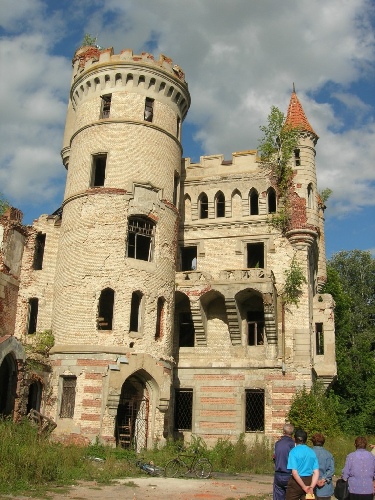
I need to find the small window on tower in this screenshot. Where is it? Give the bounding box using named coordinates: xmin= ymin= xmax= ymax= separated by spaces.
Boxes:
xmin=91 ymin=154 xmax=107 ymax=187
xmin=33 ymin=233 xmax=46 ymax=270
xmin=97 ymin=288 xmax=114 ymax=330
xmin=294 ymin=149 xmax=301 ymax=166
xmin=100 ymin=94 xmax=112 ymax=119
xmin=144 ymin=97 xmax=154 ymax=122
xmin=127 ymin=216 xmax=155 ymax=262
xmin=27 ymin=298 xmax=39 ymax=334
xmin=130 ymin=291 xmax=143 ymax=333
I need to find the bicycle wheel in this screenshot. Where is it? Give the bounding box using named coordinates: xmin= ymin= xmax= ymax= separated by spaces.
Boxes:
xmin=194 ymin=458 xmax=212 ymax=479
xmin=164 ymin=458 xmax=185 ymax=477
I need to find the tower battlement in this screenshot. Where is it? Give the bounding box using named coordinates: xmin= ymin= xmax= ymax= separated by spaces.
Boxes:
xmin=72 ymin=46 xmax=187 ymax=84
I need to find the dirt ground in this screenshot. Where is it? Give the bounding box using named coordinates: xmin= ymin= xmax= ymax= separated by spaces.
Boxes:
xmin=5 ymin=473 xmax=273 ymax=500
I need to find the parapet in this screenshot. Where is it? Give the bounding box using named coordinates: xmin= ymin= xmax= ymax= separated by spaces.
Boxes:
xmin=72 ymin=46 xmax=187 ymax=84
xmin=183 ymin=150 xmax=260 ymax=177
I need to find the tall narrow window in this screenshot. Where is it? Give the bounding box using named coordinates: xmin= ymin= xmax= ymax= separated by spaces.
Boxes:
xmin=199 ymin=193 xmax=208 ymax=219
xmin=130 ymin=291 xmax=143 ymax=332
xmin=155 ymin=297 xmax=165 ymax=340
xmin=179 ymin=312 xmax=195 ymax=347
xmin=60 ymin=376 xmax=77 ymax=418
xmin=180 ymin=246 xmax=197 ymax=271
xmin=100 ymin=94 xmax=112 ymax=119
xmin=173 ymin=174 xmax=180 ymax=206
xmin=215 ymin=191 xmax=225 ymax=217
xmin=27 ymin=298 xmax=38 ymax=334
xmin=245 ymin=389 xmax=265 ymax=432
xmin=144 ymin=97 xmax=154 ymax=122
xmin=174 ymin=389 xmax=193 ymax=431
xmin=316 ymin=323 xmax=324 ymax=355
xmin=247 ymin=311 xmax=265 ymax=346
xmin=92 ymin=154 xmax=107 ymax=187
xmin=247 ymin=242 xmax=264 ymax=268
xmin=177 ymin=116 xmax=181 ymax=138
xmin=127 ymin=217 xmax=155 ymax=262
xmin=307 ymin=183 xmax=313 ymax=209
xmin=33 ymin=233 xmax=46 ymax=270
xmin=267 ymin=188 xmax=277 ymax=214
xmin=249 ymin=189 xmax=259 ymax=215
xmin=294 ymin=148 xmax=301 ymax=166
xmin=97 ymin=288 xmax=114 ymax=330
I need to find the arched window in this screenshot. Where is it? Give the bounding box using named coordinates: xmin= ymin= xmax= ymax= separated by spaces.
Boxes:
xmin=127 ymin=216 xmax=155 ymax=262
xmin=198 ymin=193 xmax=208 ymax=219
xmin=267 ymin=188 xmax=277 ymax=214
xmin=97 ymin=288 xmax=114 ymax=330
xmin=215 ymin=191 xmax=225 ymax=218
xmin=130 ymin=291 xmax=143 ymax=333
xmin=307 ymin=183 xmax=313 ymax=209
xmin=249 ymin=188 xmax=259 ymax=215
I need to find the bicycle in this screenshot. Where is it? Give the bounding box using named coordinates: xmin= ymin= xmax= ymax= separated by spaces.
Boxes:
xmin=164 ymin=450 xmax=212 ymax=479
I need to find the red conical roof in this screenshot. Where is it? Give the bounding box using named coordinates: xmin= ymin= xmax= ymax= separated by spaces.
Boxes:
xmin=285 ymin=88 xmax=318 ymax=138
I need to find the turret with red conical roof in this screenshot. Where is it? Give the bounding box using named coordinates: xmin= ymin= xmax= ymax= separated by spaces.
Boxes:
xmin=285 ymin=84 xmax=318 ymax=144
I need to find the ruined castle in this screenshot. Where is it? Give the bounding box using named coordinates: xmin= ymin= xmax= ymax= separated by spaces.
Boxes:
xmin=0 ymin=45 xmax=336 ymax=447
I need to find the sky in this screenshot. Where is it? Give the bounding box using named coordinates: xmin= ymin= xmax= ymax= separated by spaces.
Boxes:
xmin=0 ymin=0 xmax=374 ymax=258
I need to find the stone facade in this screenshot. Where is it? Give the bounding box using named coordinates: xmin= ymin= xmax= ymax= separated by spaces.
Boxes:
xmin=2 ymin=45 xmax=336 ymax=448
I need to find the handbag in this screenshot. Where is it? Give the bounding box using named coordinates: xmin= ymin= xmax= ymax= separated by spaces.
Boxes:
xmin=334 ymin=478 xmax=350 ymax=500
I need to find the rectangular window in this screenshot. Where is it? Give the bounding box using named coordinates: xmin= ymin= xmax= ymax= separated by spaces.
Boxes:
xmin=180 ymin=246 xmax=197 ymax=271
xmin=294 ymin=149 xmax=301 ymax=166
xmin=247 ymin=242 xmax=264 ymax=268
xmin=91 ymin=154 xmax=107 ymax=187
xmin=127 ymin=217 xmax=155 ymax=262
xmin=315 ymin=322 xmax=324 ymax=355
xmin=100 ymin=94 xmax=112 ymax=119
xmin=60 ymin=376 xmax=77 ymax=418
xmin=144 ymin=97 xmax=154 ymax=122
xmin=247 ymin=311 xmax=265 ymax=346
xmin=174 ymin=389 xmax=193 ymax=431
xmin=33 ymin=233 xmax=46 ymax=270
xmin=245 ymin=389 xmax=265 ymax=432
xmin=27 ymin=298 xmax=38 ymax=334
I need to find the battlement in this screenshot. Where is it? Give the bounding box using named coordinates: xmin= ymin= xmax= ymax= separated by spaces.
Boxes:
xmin=183 ymin=150 xmax=260 ymax=177
xmin=72 ymin=46 xmax=187 ymax=84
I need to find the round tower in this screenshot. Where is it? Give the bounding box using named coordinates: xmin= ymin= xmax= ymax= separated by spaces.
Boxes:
xmin=51 ymin=46 xmax=190 ymax=445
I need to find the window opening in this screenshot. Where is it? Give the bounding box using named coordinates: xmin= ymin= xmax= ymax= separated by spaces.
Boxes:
xmin=308 ymin=183 xmax=313 ymax=209
xmin=245 ymin=389 xmax=265 ymax=431
xmin=177 ymin=116 xmax=181 ymax=138
xmin=27 ymin=381 xmax=42 ymax=414
xmin=27 ymin=298 xmax=38 ymax=334
xmin=127 ymin=217 xmax=155 ymax=262
xmin=247 ymin=311 xmax=265 ymax=346
xmin=174 ymin=389 xmax=193 ymax=431
xmin=250 ymin=189 xmax=259 ymax=215
xmin=60 ymin=376 xmax=77 ymax=418
xmin=155 ymin=297 xmax=165 ymax=340
xmin=97 ymin=288 xmax=114 ymax=330
xmin=199 ymin=193 xmax=208 ymax=219
xmin=100 ymin=94 xmax=112 ymax=119
xmin=267 ymin=188 xmax=277 ymax=214
xmin=247 ymin=242 xmax=264 ymax=268
xmin=144 ymin=97 xmax=154 ymax=122
xmin=294 ymin=149 xmax=301 ymax=166
xmin=181 ymin=246 xmax=197 ymax=271
xmin=130 ymin=292 xmax=142 ymax=332
xmin=33 ymin=233 xmax=46 ymax=270
xmin=92 ymin=154 xmax=107 ymax=187
xmin=315 ymin=322 xmax=324 ymax=355
xmin=173 ymin=174 xmax=180 ymax=206
xmin=215 ymin=191 xmax=225 ymax=217
xmin=179 ymin=312 xmax=195 ymax=347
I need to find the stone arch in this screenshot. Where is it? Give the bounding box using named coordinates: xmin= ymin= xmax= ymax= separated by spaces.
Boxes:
xmin=0 ymin=352 xmax=17 ymax=417
xmin=235 ymin=288 xmax=265 ymax=346
xmin=231 ymin=189 xmax=242 ymax=218
xmin=26 ymin=378 xmax=43 ymax=414
xmin=200 ymin=290 xmax=230 ymax=347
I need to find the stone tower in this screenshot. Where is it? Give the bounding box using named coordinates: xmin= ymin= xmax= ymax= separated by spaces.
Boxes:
xmin=50 ymin=46 xmax=190 ymax=445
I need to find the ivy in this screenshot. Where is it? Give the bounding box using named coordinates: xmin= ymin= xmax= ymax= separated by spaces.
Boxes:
xmin=282 ymin=255 xmax=307 ymax=306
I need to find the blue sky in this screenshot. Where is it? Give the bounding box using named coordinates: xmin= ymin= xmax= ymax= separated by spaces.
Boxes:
xmin=0 ymin=0 xmax=374 ymax=258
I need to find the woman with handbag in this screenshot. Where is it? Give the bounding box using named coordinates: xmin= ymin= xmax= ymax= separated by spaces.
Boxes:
xmin=341 ymin=436 xmax=375 ymax=500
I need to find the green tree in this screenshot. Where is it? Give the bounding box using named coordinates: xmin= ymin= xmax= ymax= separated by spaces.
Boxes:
xmin=0 ymin=192 xmax=10 ymax=217
xmin=323 ymin=250 xmax=375 ymax=434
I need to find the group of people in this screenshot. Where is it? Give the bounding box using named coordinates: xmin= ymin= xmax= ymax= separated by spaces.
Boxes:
xmin=273 ymin=424 xmax=375 ymax=500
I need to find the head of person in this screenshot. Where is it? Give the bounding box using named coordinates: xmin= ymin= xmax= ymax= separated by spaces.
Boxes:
xmin=294 ymin=429 xmax=307 ymax=444
xmin=283 ymin=423 xmax=295 ymax=437
xmin=354 ymin=436 xmax=367 ymax=449
xmin=311 ymin=433 xmax=325 ymax=447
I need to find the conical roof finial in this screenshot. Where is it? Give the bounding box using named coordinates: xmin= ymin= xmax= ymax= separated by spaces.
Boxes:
xmin=292 ymin=82 xmax=296 ymax=93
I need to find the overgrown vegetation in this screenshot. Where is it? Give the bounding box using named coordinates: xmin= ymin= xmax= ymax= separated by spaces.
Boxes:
xmin=282 ymin=255 xmax=307 ymax=306
xmin=258 ymin=106 xmax=300 ymax=233
xmin=0 ymin=191 xmax=10 ymax=217
xmin=81 ymin=33 xmax=97 ymax=47
xmin=23 ymin=329 xmax=55 ymax=372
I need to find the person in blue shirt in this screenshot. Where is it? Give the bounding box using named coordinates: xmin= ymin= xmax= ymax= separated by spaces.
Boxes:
xmin=286 ymin=429 xmax=319 ymax=500
xmin=274 ymin=423 xmax=295 ymax=500
xmin=311 ymin=433 xmax=335 ymax=500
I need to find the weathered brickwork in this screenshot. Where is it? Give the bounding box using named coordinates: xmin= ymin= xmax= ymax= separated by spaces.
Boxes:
xmin=0 ymin=45 xmax=336 ymax=448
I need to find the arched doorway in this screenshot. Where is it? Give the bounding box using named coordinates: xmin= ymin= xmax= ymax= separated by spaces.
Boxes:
xmin=26 ymin=380 xmax=42 ymax=414
xmin=0 ymin=353 xmax=17 ymax=416
xmin=116 ymin=374 xmax=149 ymax=451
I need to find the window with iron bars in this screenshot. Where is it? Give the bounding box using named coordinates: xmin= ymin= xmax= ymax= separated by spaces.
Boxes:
xmin=174 ymin=389 xmax=193 ymax=431
xmin=100 ymin=94 xmax=112 ymax=119
xmin=127 ymin=217 xmax=155 ymax=262
xmin=245 ymin=389 xmax=265 ymax=432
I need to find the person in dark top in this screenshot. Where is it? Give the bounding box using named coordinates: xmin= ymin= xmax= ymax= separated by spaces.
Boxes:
xmin=273 ymin=423 xmax=295 ymax=500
